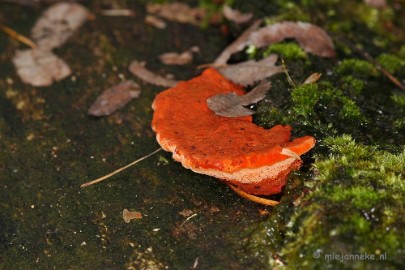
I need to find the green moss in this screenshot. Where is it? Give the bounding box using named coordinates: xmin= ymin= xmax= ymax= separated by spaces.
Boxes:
xmin=341 ymin=76 xmax=365 ymax=96
xmin=250 ymin=135 xmax=405 ymax=268
xmin=377 ymin=53 xmax=405 ymax=74
xmin=356 ymin=5 xmax=380 ymax=29
xmin=391 ymin=93 xmax=405 ymax=107
xmin=290 ymin=82 xmax=363 ymax=121
xmin=264 ymin=43 xmax=308 ymax=60
xmin=336 ymin=58 xmax=378 ymax=77
xmin=290 ymin=83 xmax=319 ymax=118
xmin=328 ymin=186 xmax=383 ymax=209
xmin=273 ymin=1 xmax=310 ymax=21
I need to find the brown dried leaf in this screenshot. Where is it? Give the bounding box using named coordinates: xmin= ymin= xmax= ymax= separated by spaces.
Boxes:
xmin=214 ymin=19 xmax=262 ymax=65
xmin=178 ymin=209 xmax=194 ymax=217
xmin=303 ymin=73 xmax=322 ymax=85
xmin=159 ymin=47 xmax=199 ymax=65
xmin=123 ymin=209 xmax=142 ymax=223
xmin=249 ymin=21 xmax=336 ymax=58
xmin=207 ymin=80 xmax=271 ymax=117
xmin=88 ymin=81 xmax=141 ymax=117
xmin=218 ymin=54 xmax=283 ymax=86
xmin=100 ymin=9 xmax=135 ymax=17
xmin=145 ymin=14 xmax=167 ymax=29
xmin=146 ymin=2 xmax=206 ymax=26
xmin=12 ymin=48 xmax=71 ymax=87
xmin=223 ymin=5 xmax=253 ymax=24
xmin=128 ymin=60 xmax=178 ymax=87
xmin=364 ymin=0 xmax=387 ymax=8
xmin=31 ymin=2 xmax=88 ymax=50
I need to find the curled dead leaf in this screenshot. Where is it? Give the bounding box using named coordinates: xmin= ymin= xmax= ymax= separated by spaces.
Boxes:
xmin=214 ymin=19 xmax=262 ymax=65
xmin=31 ymin=2 xmax=89 ymax=50
xmin=207 ymin=80 xmax=271 ymax=117
xmin=145 ymin=15 xmax=167 ymax=29
xmin=218 ymin=54 xmax=283 ymax=86
xmin=303 ymin=73 xmax=322 ymax=85
xmin=100 ymin=9 xmax=135 ymax=17
xmin=249 ymin=21 xmax=336 ymax=58
xmin=364 ymin=0 xmax=387 ymax=8
xmin=159 ymin=47 xmax=199 ymax=65
xmin=223 ymin=5 xmax=253 ymax=24
xmin=128 ymin=60 xmax=178 ymax=87
xmin=146 ymin=2 xmax=206 ymax=26
xmin=88 ymin=81 xmax=141 ymax=117
xmin=12 ymin=49 xmax=71 ymax=87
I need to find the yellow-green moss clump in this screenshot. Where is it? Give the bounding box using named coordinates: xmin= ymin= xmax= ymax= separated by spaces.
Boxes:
xmin=377 ymin=53 xmax=405 ymax=74
xmin=250 ymin=135 xmax=405 ymax=269
xmin=264 ymin=43 xmax=308 ymax=60
xmin=336 ymin=58 xmax=379 ymax=77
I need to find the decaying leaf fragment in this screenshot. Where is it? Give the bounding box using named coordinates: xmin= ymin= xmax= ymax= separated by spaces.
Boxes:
xmin=303 ymin=73 xmax=322 ymax=85
xmin=12 ymin=49 xmax=71 ymax=87
xmin=249 ymin=21 xmax=336 ymax=58
xmin=88 ymin=81 xmax=141 ymax=117
xmin=159 ymin=46 xmax=199 ymax=65
xmin=364 ymin=0 xmax=387 ymax=8
xmin=218 ymin=54 xmax=283 ymax=86
xmin=12 ymin=2 xmax=88 ymax=86
xmin=128 ymin=60 xmax=178 ymax=87
xmin=207 ymin=80 xmax=271 ymax=117
xmin=146 ymin=2 xmax=206 ymax=26
xmin=123 ymin=209 xmax=142 ymax=223
xmin=223 ymin=5 xmax=253 ymax=24
xmin=145 ymin=15 xmax=167 ymax=29
xmin=31 ymin=2 xmax=89 ymax=50
xmin=214 ymin=19 xmax=262 ymax=65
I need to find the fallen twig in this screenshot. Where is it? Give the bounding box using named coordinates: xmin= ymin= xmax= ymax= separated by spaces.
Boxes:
xmin=81 ymin=148 xmax=162 ymax=187
xmin=0 ymin=23 xmax=37 ymax=48
xmin=227 ymin=184 xmax=280 ymax=206
xmin=335 ymin=35 xmax=405 ymax=91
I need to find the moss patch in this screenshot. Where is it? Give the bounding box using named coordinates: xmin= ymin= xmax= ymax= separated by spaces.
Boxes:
xmin=250 ymin=135 xmax=405 ymax=268
xmin=264 ymin=43 xmax=308 ymax=61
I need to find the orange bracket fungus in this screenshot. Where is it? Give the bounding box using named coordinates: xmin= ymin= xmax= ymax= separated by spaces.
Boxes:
xmin=152 ymin=68 xmax=316 ymax=202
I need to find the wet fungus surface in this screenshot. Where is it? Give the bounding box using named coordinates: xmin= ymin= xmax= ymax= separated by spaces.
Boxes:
xmin=152 ymin=68 xmax=315 ymax=195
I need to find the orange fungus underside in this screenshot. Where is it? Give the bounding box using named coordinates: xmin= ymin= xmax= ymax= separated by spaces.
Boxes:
xmin=152 ymin=68 xmax=315 ymax=195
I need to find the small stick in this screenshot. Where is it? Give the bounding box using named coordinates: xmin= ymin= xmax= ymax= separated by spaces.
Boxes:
xmin=0 ymin=23 xmax=38 ymax=49
xmin=281 ymin=59 xmax=297 ymax=88
xmin=81 ymin=148 xmax=162 ymax=188
xmin=334 ymin=35 xmax=405 ymax=91
xmin=227 ymin=184 xmax=280 ymax=206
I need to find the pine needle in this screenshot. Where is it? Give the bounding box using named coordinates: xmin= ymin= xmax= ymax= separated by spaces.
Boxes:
xmin=227 ymin=184 xmax=280 ymax=206
xmin=281 ymin=59 xmax=296 ymax=88
xmin=0 ymin=23 xmax=38 ymax=49
xmin=81 ymin=148 xmax=162 ymax=188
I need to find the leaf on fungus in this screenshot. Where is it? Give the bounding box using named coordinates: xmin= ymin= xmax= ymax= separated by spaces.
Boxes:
xmin=218 ymin=54 xmax=283 ymax=86
xmin=128 ymin=60 xmax=178 ymax=87
xmin=222 ymin=5 xmax=253 ymax=24
xmin=214 ymin=19 xmax=262 ymax=65
xmin=146 ymin=2 xmax=206 ymax=26
xmin=249 ymin=21 xmax=336 ymax=58
xmin=12 ymin=48 xmax=71 ymax=87
xmin=207 ymin=80 xmax=271 ymax=117
xmin=31 ymin=2 xmax=89 ymax=50
xmin=88 ymin=81 xmax=141 ymax=117
xmin=159 ymin=46 xmax=199 ymax=65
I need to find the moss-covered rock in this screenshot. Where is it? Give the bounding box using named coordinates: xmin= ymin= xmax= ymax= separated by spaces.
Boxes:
xmin=250 ymin=135 xmax=405 ymax=269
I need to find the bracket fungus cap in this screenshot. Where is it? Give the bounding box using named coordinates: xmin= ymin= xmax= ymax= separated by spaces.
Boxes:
xmin=152 ymin=68 xmax=315 ymax=195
